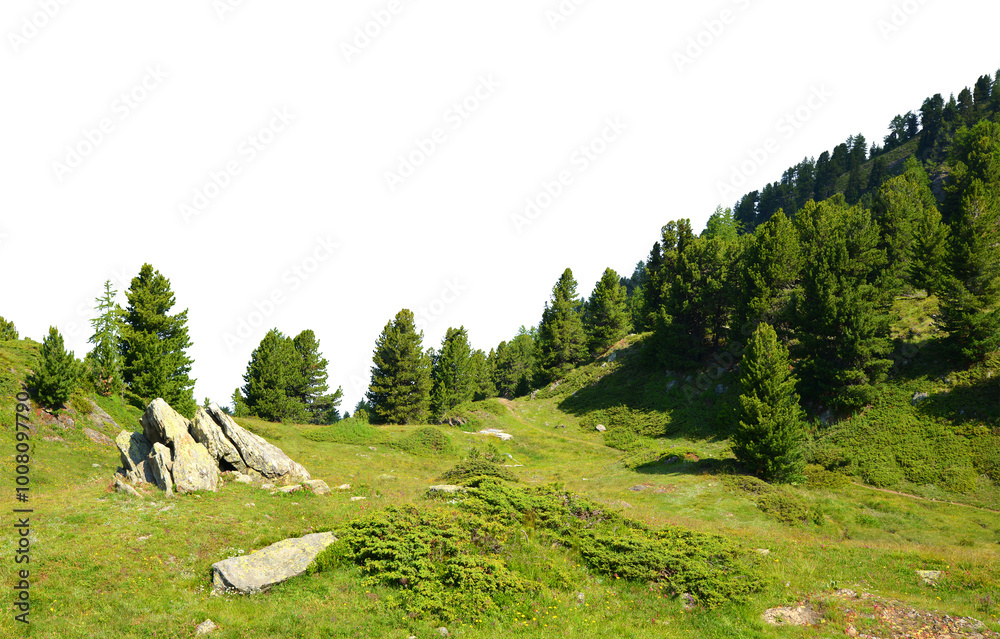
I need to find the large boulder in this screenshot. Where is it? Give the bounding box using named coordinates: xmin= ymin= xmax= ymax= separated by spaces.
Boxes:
xmin=211 ymin=532 xmax=337 ymax=593
xmin=115 ymin=430 xmax=156 ymax=484
xmin=149 ymin=443 xmax=174 ymax=498
xmin=192 ymin=407 xmax=248 ymax=473
xmin=207 ymin=404 xmax=310 ymax=484
xmin=141 ymin=398 xmax=191 ymax=447
xmin=172 ymin=434 xmax=219 ymax=493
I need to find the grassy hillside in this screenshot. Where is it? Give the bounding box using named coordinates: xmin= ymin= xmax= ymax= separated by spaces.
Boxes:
xmin=0 ymin=314 xmax=998 ymax=637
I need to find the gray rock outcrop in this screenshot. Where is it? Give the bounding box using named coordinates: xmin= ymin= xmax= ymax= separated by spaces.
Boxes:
xmin=192 ymin=407 xmax=248 ymax=473
xmin=206 ymin=404 xmax=310 ymax=484
xmin=149 ymin=443 xmax=174 ymax=498
xmin=114 ymin=398 xmax=317 ymax=495
xmin=115 ymin=431 xmax=156 ymax=484
xmin=211 ymin=532 xmax=337 ymax=593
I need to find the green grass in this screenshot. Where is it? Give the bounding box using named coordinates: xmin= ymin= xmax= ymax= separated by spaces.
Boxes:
xmin=0 ymin=307 xmax=998 ymax=637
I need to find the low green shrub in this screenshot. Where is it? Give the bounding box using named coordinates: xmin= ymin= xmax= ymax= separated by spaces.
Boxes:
xmin=395 ymin=427 xmax=454 ymax=456
xmin=603 ymin=428 xmax=643 ymax=452
xmin=440 ymin=459 xmax=517 ymax=484
xmin=302 ymin=419 xmax=387 ymax=446
xmin=724 ymin=475 xmax=814 ymax=526
xmin=804 ymin=464 xmax=850 ymax=489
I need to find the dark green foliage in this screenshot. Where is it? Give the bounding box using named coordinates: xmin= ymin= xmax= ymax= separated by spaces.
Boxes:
xmin=291 ymin=330 xmax=342 ymax=424
xmin=310 ymin=505 xmax=528 ymax=620
xmin=580 ymin=405 xmax=669 ymax=438
xmin=793 ymin=197 xmax=894 ymax=408
xmin=85 ymin=280 xmax=124 ymax=397
xmin=937 ymin=121 xmax=1000 ymax=362
xmin=460 ymin=480 xmax=763 ymax=607
xmin=602 ymin=428 xmax=644 ymax=452
xmin=583 ymin=268 xmax=630 ymax=356
xmin=241 ymin=329 xmax=308 ymax=423
xmin=538 ymin=269 xmax=588 ymax=381
xmin=732 ymin=323 xmax=805 ymax=483
xmin=655 ymin=229 xmax=738 ymax=368
xmin=120 ymin=264 xmax=196 ymax=417
xmin=28 ymin=327 xmax=80 ymax=408
xmin=732 ymin=210 xmax=802 ymax=341
xmin=367 ymin=309 xmax=432 ymax=425
xmin=0 ymin=316 xmax=18 ymax=341
xmin=468 ymin=348 xmax=494 ymax=401
xmin=430 ymin=327 xmax=475 ymax=421
xmin=490 ymin=329 xmax=537 ymax=399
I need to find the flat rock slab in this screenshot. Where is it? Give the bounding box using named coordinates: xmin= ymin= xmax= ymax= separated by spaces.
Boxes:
xmin=477 ymin=428 xmax=513 ymax=441
xmin=211 ymin=532 xmax=337 ymax=594
xmin=429 ymin=485 xmax=466 ymax=493
xmin=762 ymin=604 xmax=822 ymax=626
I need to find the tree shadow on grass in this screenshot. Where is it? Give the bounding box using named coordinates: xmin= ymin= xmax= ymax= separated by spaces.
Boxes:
xmin=633 ymin=455 xmax=740 ymax=477
xmin=917 ymin=374 xmax=1000 ymax=426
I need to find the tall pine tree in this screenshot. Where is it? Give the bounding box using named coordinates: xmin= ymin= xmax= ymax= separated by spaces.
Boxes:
xmin=584 ymin=268 xmax=630 ymax=356
xmin=367 ymin=309 xmax=432 ymax=424
xmin=732 ymin=323 xmax=805 ymax=483
xmin=241 ymin=329 xmax=308 ymax=423
xmin=937 ymin=123 xmax=1000 ymax=361
xmin=430 ymin=326 xmax=475 ymax=420
xmin=291 ymin=329 xmax=343 ymax=424
xmin=793 ymin=197 xmax=893 ymax=408
xmin=120 ymin=264 xmax=196 ymax=416
xmin=538 ymin=269 xmax=588 ymax=382
xmin=86 ymin=280 xmax=124 ymax=397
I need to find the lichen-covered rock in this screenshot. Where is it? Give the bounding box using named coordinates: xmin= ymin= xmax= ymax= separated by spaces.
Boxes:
xmin=211 ymin=532 xmax=337 ymax=593
xmin=149 ymin=443 xmax=174 ymax=498
xmin=115 ymin=430 xmax=156 ymax=484
xmin=191 ymin=407 xmax=248 ymax=473
xmin=172 ymin=434 xmax=218 ymax=494
xmin=303 ymin=479 xmax=330 ymax=495
xmin=141 ymin=398 xmax=191 ymax=448
xmin=206 ymin=404 xmax=310 ymax=484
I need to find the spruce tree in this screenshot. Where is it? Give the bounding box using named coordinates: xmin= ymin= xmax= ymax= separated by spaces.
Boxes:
xmin=793 ymin=197 xmax=894 ymax=408
xmin=120 ymin=264 xmax=196 ymax=416
xmin=491 ymin=329 xmax=537 ymax=398
xmin=936 ymin=121 xmax=1000 ymax=362
xmin=430 ymin=326 xmax=475 ymax=420
xmin=291 ymin=329 xmax=343 ymax=423
xmin=366 ymin=309 xmax=432 ymax=424
xmin=29 ymin=327 xmax=80 ymax=408
xmin=732 ymin=323 xmax=805 ymax=483
xmin=584 ymin=268 xmax=630 ymax=356
xmin=538 ymin=269 xmax=589 ymax=382
xmin=732 ymin=210 xmax=802 ymax=342
xmin=241 ymin=329 xmax=308 ymax=422
xmin=469 ymin=348 xmax=495 ymax=401
xmin=0 ymin=316 xmax=17 ymax=341
xmin=86 ymin=280 xmax=124 ymax=397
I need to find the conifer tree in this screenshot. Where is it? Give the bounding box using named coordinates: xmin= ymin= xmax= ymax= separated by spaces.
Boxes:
xmin=241 ymin=329 xmax=308 ymax=423
xmin=469 ymin=349 xmax=495 ymax=401
xmin=538 ymin=269 xmax=589 ymax=381
xmin=430 ymin=326 xmax=475 ymax=420
xmin=120 ymin=264 xmax=196 ymax=416
xmin=29 ymin=327 xmax=80 ymax=408
xmin=937 ymin=124 xmax=1000 ymax=361
xmin=86 ymin=280 xmax=123 ymax=397
xmin=733 ymin=210 xmax=802 ymax=342
xmin=732 ymin=323 xmax=805 ymax=483
xmin=584 ymin=268 xmax=630 ymax=356
xmin=0 ymin=316 xmax=17 ymax=341
xmin=793 ymin=197 xmax=893 ymax=408
xmin=366 ymin=309 xmax=432 ymax=424
xmin=291 ymin=329 xmax=343 ymax=423
xmin=491 ymin=329 xmax=537 ymax=398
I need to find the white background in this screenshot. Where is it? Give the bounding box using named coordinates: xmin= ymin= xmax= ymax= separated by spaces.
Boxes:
xmin=2 ymin=0 xmax=996 ymax=412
